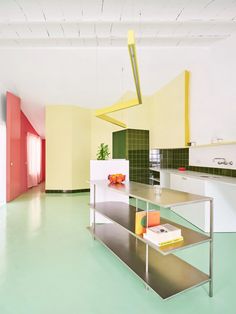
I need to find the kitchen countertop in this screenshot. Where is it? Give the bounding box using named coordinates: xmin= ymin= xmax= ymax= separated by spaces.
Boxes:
xmin=149 ymin=167 xmax=236 ymax=186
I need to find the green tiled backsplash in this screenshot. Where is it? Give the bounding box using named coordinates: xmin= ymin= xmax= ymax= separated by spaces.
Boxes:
xmin=187 ymin=166 xmax=236 ymax=177
xmin=113 ymin=128 xmax=149 ymax=184
xmin=160 ymin=148 xmax=189 ymax=169
xmin=160 ymin=148 xmax=236 ymax=178
xmin=127 ymin=129 xmax=149 ymax=184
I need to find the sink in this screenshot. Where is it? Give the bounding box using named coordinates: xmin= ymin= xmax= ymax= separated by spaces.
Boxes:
xmin=200 ymin=175 xmax=220 ymax=179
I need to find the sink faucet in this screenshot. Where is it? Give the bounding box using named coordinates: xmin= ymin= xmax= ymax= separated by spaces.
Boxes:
xmin=212 ymin=158 xmax=233 ymax=166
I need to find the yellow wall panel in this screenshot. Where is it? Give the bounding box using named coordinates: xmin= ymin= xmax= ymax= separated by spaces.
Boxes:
xmin=46 ymin=105 xmax=91 ymax=190
xmin=46 ymin=106 xmax=73 ymax=190
xmin=149 ymin=71 xmax=189 ymax=148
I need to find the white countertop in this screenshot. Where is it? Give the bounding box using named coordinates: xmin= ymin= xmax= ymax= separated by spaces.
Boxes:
xmin=150 ymin=167 xmax=236 ymax=186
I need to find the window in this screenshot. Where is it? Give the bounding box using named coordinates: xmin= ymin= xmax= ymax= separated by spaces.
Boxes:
xmin=27 ymin=133 xmax=42 ymax=187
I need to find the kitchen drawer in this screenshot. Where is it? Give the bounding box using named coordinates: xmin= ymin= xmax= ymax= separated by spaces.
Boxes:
xmin=170 ymin=174 xmax=205 ymax=195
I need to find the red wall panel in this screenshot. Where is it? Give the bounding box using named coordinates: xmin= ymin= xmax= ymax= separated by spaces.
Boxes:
xmin=6 ymin=92 xmax=45 ymax=201
xmin=6 ymin=92 xmax=21 ymax=202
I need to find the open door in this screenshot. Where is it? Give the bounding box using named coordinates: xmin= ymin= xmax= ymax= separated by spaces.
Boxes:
xmin=6 ymin=92 xmax=21 ymax=202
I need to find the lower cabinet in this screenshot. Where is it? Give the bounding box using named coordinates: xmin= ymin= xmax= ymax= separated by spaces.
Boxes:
xmin=170 ymin=173 xmax=236 ymax=232
xmin=205 ymin=181 xmax=236 ymax=232
xmin=170 ymin=174 xmax=209 ymax=232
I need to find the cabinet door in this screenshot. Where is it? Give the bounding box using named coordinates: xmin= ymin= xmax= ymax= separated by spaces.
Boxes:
xmin=206 ymin=182 xmax=236 ymax=232
xmin=170 ymin=174 xmax=209 ymax=232
xmin=159 ymin=171 xmax=170 ymax=188
xmin=6 ymin=92 xmax=21 ymax=202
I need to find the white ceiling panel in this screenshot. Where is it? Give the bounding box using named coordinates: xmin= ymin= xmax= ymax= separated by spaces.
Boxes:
xmin=0 ymin=1 xmax=236 ymax=47
xmin=0 ymin=1 xmax=24 ymax=21
xmin=14 ymin=0 xmax=45 ymax=21
xmin=100 ymin=0 xmax=127 ymax=21
xmin=36 ymin=0 xmax=65 ymax=21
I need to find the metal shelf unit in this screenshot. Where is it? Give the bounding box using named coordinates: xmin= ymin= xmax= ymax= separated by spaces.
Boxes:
xmin=89 ymin=181 xmax=213 ymax=300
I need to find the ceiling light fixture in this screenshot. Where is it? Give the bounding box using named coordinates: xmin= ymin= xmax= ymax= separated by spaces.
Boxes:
xmin=95 ymin=30 xmax=142 ymax=128
xmin=128 ymin=30 xmax=142 ymax=104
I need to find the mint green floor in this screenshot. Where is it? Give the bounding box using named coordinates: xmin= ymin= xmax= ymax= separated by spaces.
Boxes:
xmin=0 ymin=184 xmax=236 ymax=314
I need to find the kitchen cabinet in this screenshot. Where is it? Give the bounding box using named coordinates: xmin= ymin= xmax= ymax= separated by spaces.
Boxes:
xmin=149 ymin=168 xmax=171 ymax=188
xmin=205 ymin=181 xmax=236 ymax=232
xmin=170 ymin=172 xmax=236 ymax=232
xmin=170 ymin=174 xmax=209 ymax=232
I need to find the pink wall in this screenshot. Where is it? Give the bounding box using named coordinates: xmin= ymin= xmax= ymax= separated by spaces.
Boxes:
xmin=41 ymin=139 xmax=46 ymax=182
xmin=6 ymin=91 xmax=45 ymax=201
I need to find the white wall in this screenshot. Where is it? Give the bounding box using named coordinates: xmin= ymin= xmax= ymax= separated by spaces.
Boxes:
xmin=0 ymin=87 xmax=6 ymax=206
xmin=190 ymin=35 xmax=236 ymax=145
xmin=188 ymin=35 xmax=236 ymax=168
xmin=189 ymin=144 xmax=236 ymax=169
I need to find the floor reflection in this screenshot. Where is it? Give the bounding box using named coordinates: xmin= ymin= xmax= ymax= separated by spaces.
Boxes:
xmin=0 ymin=206 xmax=7 ymax=278
xmin=28 ymin=194 xmax=42 ymax=235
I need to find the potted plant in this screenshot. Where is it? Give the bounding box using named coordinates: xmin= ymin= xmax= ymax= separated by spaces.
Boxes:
xmin=96 ymin=143 xmax=110 ymax=160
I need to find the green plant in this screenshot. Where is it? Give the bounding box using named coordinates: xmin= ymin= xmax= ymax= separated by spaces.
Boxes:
xmin=96 ymin=143 xmax=110 ymax=160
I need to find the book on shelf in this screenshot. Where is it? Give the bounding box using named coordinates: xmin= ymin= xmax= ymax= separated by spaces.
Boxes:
xmin=143 ymin=223 xmax=183 ymax=247
xmin=135 ymin=210 xmax=160 ymax=235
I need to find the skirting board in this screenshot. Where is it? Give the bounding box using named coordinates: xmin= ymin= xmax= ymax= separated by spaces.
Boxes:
xmin=45 ymin=189 xmax=90 ymax=193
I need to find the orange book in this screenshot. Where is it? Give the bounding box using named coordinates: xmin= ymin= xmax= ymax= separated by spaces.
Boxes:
xmin=135 ymin=210 xmax=160 ymax=235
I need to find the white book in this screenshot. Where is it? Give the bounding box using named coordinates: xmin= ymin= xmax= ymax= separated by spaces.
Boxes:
xmin=143 ymin=232 xmax=183 ymax=247
xmin=144 ymin=224 xmax=182 ymax=244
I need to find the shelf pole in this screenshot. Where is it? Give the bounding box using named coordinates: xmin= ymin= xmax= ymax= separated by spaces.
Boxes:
xmin=93 ymin=184 xmax=96 ymax=240
xmin=135 ymin=198 xmax=138 ymax=212
xmin=145 ymin=201 xmax=149 ymax=275
xmin=209 ymin=199 xmax=214 ymax=297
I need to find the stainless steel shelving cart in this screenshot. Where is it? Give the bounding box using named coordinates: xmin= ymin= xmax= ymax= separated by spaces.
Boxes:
xmin=89 ymin=181 xmax=213 ymax=300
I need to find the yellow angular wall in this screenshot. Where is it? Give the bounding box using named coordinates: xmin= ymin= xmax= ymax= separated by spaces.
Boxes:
xmin=91 ymin=71 xmax=189 ymax=153
xmin=46 ymin=71 xmax=188 ymax=188
xmin=46 ymin=105 xmax=91 ymax=190
xmin=149 ymin=71 xmax=189 ymax=148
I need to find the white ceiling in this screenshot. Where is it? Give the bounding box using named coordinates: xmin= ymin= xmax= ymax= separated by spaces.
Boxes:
xmin=0 ymin=0 xmax=236 ymax=47
xmin=0 ymin=0 xmax=236 ymax=136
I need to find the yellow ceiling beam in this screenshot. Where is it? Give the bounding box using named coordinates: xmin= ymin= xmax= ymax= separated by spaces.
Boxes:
xmin=95 ymin=98 xmax=139 ymax=116
xmin=96 ymin=30 xmax=142 ymax=127
xmin=98 ymin=114 xmax=127 ymax=128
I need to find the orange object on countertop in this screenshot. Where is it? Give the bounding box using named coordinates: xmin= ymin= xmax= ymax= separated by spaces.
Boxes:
xmin=108 ymin=173 xmax=126 ymax=184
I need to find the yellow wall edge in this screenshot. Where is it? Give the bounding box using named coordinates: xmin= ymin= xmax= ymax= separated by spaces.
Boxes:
xmin=185 ymin=70 xmax=190 ymax=146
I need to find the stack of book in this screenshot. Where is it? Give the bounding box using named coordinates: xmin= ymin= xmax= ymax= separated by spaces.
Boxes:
xmin=143 ymin=223 xmax=183 ymax=247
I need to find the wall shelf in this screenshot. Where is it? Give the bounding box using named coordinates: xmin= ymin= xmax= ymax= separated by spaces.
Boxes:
xmin=189 ymin=141 xmax=236 ymax=148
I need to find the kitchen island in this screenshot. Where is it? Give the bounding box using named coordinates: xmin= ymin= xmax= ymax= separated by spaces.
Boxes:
xmin=89 ymin=180 xmax=213 ymax=300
